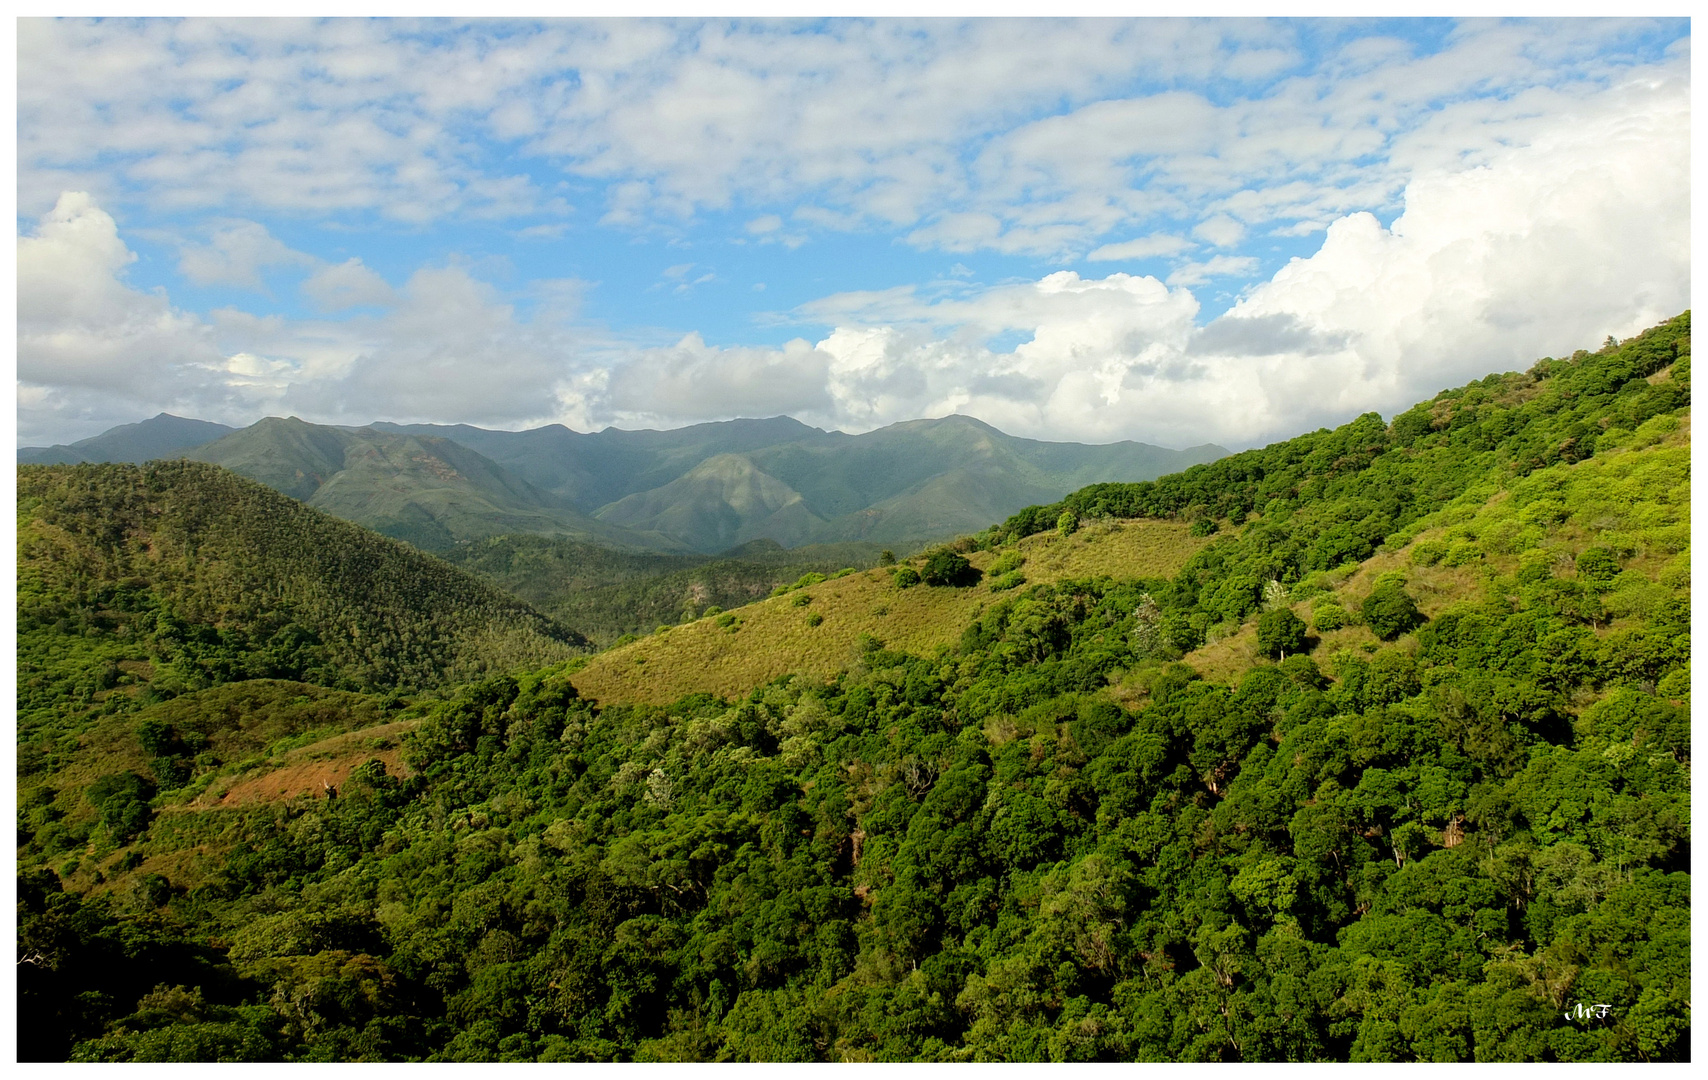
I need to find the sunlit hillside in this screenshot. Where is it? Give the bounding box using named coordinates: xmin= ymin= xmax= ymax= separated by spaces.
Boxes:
xmin=570 ymin=518 xmax=1206 ymax=704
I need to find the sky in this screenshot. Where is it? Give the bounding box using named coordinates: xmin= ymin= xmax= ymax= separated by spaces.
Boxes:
xmin=14 ymin=16 xmax=1692 ymax=452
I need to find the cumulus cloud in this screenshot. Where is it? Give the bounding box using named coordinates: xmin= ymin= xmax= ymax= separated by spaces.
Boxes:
xmin=17 ymin=192 xmax=223 ymax=404
xmin=16 ymin=191 xmax=601 ymax=441
xmin=763 ymin=71 xmax=1687 ymax=449
xmin=1191 ymin=214 xmax=1246 ymax=248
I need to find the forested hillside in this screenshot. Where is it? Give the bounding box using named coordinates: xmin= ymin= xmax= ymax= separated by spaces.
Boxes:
xmin=185 ymin=418 xmax=657 ymax=552
xmin=16 ymin=317 xmax=1690 ymax=1063
xmin=17 ymin=461 xmax=586 ymax=756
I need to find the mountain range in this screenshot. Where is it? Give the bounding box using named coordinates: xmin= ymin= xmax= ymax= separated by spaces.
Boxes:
xmin=20 ymin=413 xmax=1226 ymax=554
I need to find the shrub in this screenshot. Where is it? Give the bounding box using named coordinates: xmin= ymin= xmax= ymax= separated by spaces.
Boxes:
xmin=879 ymin=550 xmax=896 ymax=566
xmin=1190 ymin=519 xmax=1219 ymax=538
xmin=791 ymin=593 xmax=812 ymax=607
xmin=1442 ymin=541 xmax=1482 ymax=566
xmin=990 ymin=551 xmax=1026 ymax=576
xmin=1057 ymin=510 xmax=1079 ymax=537
xmin=1312 ymin=604 xmax=1348 ymax=632
xmin=1410 ymin=540 xmax=1447 ymax=566
xmin=893 ymin=566 xmax=920 ymax=589
xmin=805 ymin=612 xmax=824 ymax=627
xmin=1256 ymin=608 xmax=1308 ymax=659
xmin=989 ymin=571 xmax=1026 ymax=592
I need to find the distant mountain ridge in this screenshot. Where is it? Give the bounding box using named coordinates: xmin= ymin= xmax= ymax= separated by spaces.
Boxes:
xmin=20 ymin=412 xmax=1228 ymax=553
xmin=17 ymin=413 xmax=234 ymax=465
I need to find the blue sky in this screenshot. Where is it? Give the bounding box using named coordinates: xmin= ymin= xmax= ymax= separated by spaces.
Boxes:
xmin=16 ymin=17 xmax=1691 ymax=450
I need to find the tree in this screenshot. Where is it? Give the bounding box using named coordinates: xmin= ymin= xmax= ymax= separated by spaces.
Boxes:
xmin=921 ymin=549 xmax=977 ymax=587
xmin=1257 ymin=608 xmax=1308 ymax=659
xmin=879 ymin=550 xmax=897 ymax=566
xmin=1361 ymin=584 xmax=1423 ymax=641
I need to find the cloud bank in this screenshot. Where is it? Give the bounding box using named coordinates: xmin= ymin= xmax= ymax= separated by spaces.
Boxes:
xmin=15 ymin=19 xmax=1690 ymax=451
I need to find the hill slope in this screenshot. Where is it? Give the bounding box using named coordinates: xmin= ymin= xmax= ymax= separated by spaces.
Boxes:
xmin=17 ymin=461 xmax=587 ymax=750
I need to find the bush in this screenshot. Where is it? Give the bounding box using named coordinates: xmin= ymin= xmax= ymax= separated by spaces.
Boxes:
xmin=989 ymin=571 xmax=1026 ymax=592
xmin=1442 ymin=541 xmax=1482 ymax=566
xmin=893 ymin=566 xmax=920 ymax=589
xmin=1410 ymin=540 xmax=1447 ymax=566
xmin=1360 ymin=583 xmax=1423 ymax=641
xmin=1312 ymin=604 xmax=1348 ymax=632
xmin=1057 ymin=510 xmax=1079 ymax=537
xmin=805 ymin=612 xmax=824 ymax=627
xmin=1256 ymin=608 xmax=1308 ymax=659
xmin=791 ymin=593 xmax=812 ymax=607
xmin=879 ymin=550 xmax=896 ymax=566
xmin=1190 ymin=519 xmax=1219 ymax=538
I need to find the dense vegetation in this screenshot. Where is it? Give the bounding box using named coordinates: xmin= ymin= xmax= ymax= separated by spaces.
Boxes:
xmin=16 ymin=317 xmax=1690 ymax=1062
xmin=439 ymin=535 xmax=892 ymax=648
xmin=17 ymin=461 xmax=585 ymax=760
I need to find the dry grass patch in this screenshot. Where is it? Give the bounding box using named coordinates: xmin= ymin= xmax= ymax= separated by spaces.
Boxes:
xmin=573 ymin=519 xmax=1206 ymax=705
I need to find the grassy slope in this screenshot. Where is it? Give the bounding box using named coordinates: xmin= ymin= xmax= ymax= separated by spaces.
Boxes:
xmin=570 ymin=517 xmax=1205 ymax=704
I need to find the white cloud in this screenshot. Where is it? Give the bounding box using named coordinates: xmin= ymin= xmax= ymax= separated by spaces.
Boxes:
xmin=176 ymin=220 xmax=316 ymax=289
xmin=1166 ymin=255 xmax=1260 ymax=288
xmin=23 ymin=18 xmax=1677 ymax=259
xmin=1191 ymin=214 xmax=1246 ymax=249
xmin=301 ymin=258 xmax=397 ymax=311
xmin=1086 ymin=234 xmax=1194 ymax=262
xmin=603 ymin=334 xmax=834 ymax=423
xmin=16 ymin=43 xmax=1688 ymax=456
xmin=745 ymin=214 xmax=783 ymax=235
